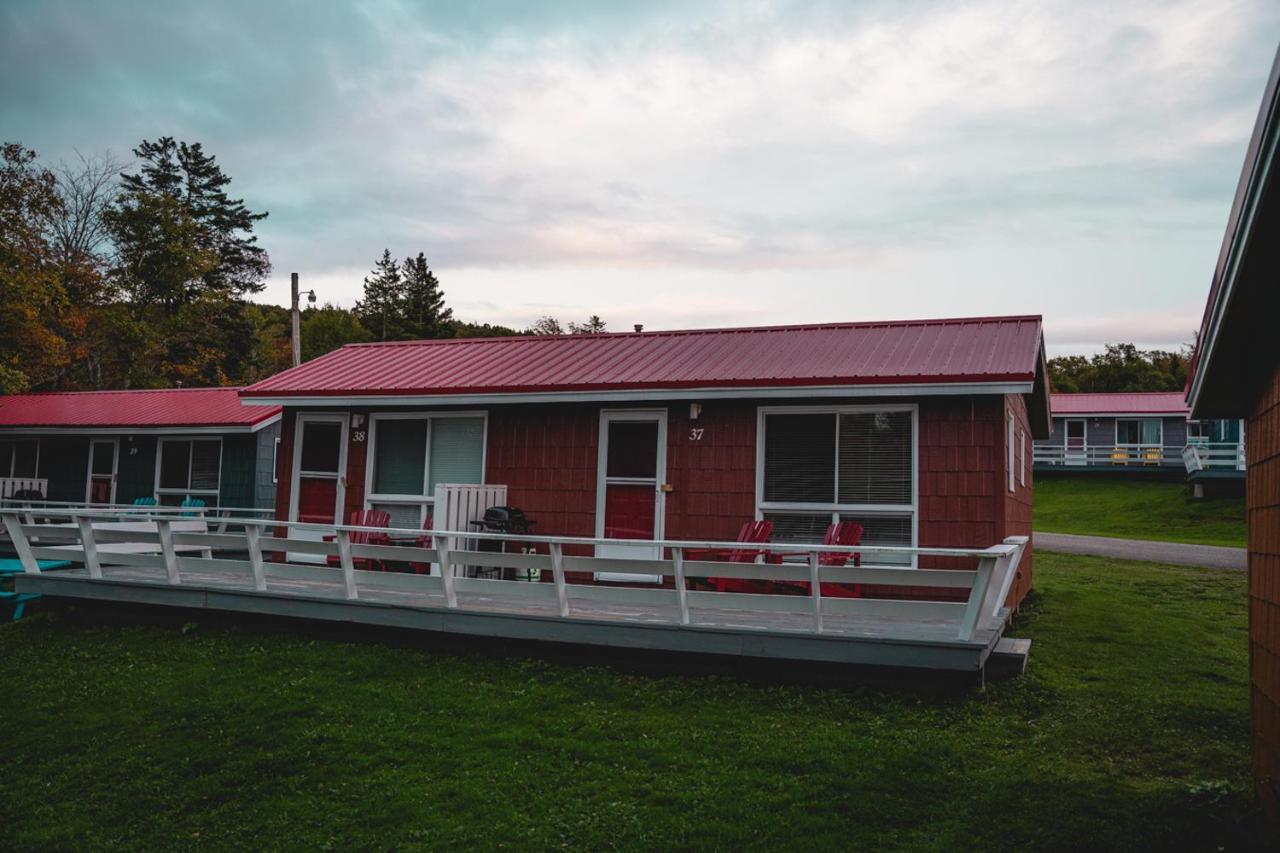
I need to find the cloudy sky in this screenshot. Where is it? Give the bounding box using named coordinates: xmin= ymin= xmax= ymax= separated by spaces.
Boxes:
xmin=4 ymin=1 xmax=1278 ymax=353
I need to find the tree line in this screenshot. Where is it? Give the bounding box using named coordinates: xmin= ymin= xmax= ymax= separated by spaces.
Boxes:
xmin=0 ymin=138 xmax=616 ymax=394
xmin=1046 ymin=343 xmax=1191 ymax=393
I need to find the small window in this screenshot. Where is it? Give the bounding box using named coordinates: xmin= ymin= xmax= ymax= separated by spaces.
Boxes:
xmin=1116 ymin=418 xmax=1162 ymax=446
xmin=1 ymin=439 xmax=40 ymax=479
xmin=156 ymin=438 xmax=222 ymax=504
xmin=1007 ymin=411 xmax=1016 ymax=492
xmin=1020 ymin=429 xmax=1026 ymax=487
xmin=366 ymin=415 xmax=486 ymax=525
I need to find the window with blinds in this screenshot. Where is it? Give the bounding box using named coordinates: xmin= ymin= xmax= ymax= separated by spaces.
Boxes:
xmin=760 ymin=407 xmax=916 ymax=563
xmin=156 ymin=438 xmax=222 ymax=500
xmin=367 ymin=415 xmax=486 ymax=521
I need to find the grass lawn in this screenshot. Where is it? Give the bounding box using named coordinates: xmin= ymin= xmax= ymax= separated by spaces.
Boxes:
xmin=1034 ymin=476 xmax=1247 ymax=548
xmin=0 ymin=552 xmax=1258 ymax=850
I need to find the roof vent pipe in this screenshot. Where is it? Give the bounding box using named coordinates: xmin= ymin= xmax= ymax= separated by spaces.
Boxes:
xmin=634 ymin=324 xmax=644 ymax=333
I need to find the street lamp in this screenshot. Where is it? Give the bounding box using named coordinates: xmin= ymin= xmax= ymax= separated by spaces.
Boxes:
xmin=290 ymin=273 xmax=317 ymax=367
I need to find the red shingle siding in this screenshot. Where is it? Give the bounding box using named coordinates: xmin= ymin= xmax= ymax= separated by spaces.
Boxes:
xmin=1248 ymin=364 xmax=1280 ymax=820
xmin=486 ymin=405 xmax=600 ymax=542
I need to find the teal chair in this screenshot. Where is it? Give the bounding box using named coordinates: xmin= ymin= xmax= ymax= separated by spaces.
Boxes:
xmin=132 ymin=496 xmax=157 ymax=507
xmin=180 ymin=497 xmax=206 ymax=516
xmin=0 ymin=559 xmax=71 ymax=621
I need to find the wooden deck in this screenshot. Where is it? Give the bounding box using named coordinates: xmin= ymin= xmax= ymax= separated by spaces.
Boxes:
xmin=3 ymin=509 xmax=1029 ymax=675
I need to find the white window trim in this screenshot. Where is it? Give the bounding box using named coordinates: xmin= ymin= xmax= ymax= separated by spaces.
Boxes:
xmin=154 ymin=436 xmax=223 ymax=504
xmin=2 ymin=437 xmax=41 ymax=479
xmin=1114 ymin=417 xmax=1163 ymax=447
xmin=1007 ymin=410 xmax=1016 ymax=493
xmin=755 ymin=404 xmax=918 ymax=568
xmin=362 ymin=410 xmax=489 ymax=527
xmin=272 ymin=436 xmax=280 ymax=484
xmin=1019 ymin=428 xmax=1026 ymax=487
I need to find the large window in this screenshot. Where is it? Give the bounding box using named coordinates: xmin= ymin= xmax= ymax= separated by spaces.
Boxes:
xmin=758 ymin=407 xmax=915 ymax=565
xmin=155 ymin=438 xmax=222 ymax=506
xmin=1188 ymin=419 xmax=1242 ymax=444
xmin=366 ymin=414 xmax=486 ymax=528
xmin=1116 ymin=418 xmax=1162 ymax=446
xmin=0 ymin=438 xmax=40 ymax=479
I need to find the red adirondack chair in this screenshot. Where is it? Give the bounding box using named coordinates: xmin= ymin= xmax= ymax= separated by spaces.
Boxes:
xmin=408 ymin=514 xmax=435 ymax=575
xmin=765 ymin=521 xmax=864 ymax=598
xmin=324 ymin=509 xmax=392 ymax=572
xmin=686 ymin=520 xmax=774 ymax=593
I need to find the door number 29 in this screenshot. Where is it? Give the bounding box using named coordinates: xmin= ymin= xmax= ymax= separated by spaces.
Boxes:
xmin=689 ymin=428 xmax=705 ymax=441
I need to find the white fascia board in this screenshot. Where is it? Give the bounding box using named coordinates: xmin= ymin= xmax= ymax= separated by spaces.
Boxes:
xmin=239 ymin=381 xmax=1034 ymax=409
xmin=0 ymin=424 xmax=265 ymax=436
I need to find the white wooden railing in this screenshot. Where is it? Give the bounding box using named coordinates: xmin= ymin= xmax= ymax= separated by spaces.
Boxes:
xmin=0 ymin=508 xmax=1027 ymax=643
xmin=1034 ymin=445 xmax=1186 ymax=468
xmin=1181 ymin=442 xmax=1247 ymax=473
xmin=0 ymin=477 xmax=48 ymax=501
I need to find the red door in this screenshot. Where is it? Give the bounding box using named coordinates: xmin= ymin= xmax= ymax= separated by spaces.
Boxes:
xmin=596 ymin=412 xmax=667 ymax=580
xmin=295 ymin=420 xmax=344 ymax=524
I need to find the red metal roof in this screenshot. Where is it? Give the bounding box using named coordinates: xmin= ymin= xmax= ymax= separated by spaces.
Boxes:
xmin=0 ymin=388 xmax=280 ymax=430
xmin=241 ymin=315 xmax=1046 ymax=399
xmin=1050 ymin=392 xmax=1189 ymax=416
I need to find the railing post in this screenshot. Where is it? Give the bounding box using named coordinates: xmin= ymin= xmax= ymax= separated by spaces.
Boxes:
xmin=672 ymin=546 xmax=689 ymax=626
xmin=245 ymin=523 xmax=266 ymax=592
xmin=1 ymin=511 xmax=40 ymax=574
xmin=336 ymin=529 xmax=358 ymax=600
xmin=434 ymin=534 xmax=457 ymax=609
xmin=957 ymin=554 xmax=997 ymax=641
xmin=550 ymin=542 xmax=569 ymax=618
xmin=155 ymin=518 xmax=180 ymax=585
xmin=75 ymin=514 xmax=103 ymax=580
xmin=809 ymin=550 xmax=823 ymax=634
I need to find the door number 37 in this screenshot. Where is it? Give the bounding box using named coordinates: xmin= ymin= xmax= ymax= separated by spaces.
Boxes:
xmin=688 ymin=428 xmax=705 ymax=441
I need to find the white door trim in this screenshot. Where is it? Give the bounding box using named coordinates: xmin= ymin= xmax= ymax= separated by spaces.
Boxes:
xmin=594 ymin=408 xmax=668 ymax=582
xmin=288 ymin=413 xmax=350 ymax=563
xmin=1064 ymin=418 xmax=1087 ymax=465
xmin=84 ymin=438 xmax=119 ymax=504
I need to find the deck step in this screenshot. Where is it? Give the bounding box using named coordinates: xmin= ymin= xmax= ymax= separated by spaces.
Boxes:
xmin=985 ymin=637 xmax=1032 ymax=680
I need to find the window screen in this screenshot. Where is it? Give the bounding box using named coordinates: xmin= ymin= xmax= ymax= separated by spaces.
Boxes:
xmin=190 ymin=440 xmax=221 ymax=491
xmin=11 ymin=440 xmax=38 ymax=478
xmin=429 ymin=417 xmax=485 ymax=494
xmin=837 ymin=412 xmax=911 ymax=505
xmin=1117 ymin=419 xmax=1161 ymax=445
xmin=300 ymin=422 xmax=342 ymax=473
xmin=762 ymin=512 xmax=832 ymax=544
xmin=159 ymin=440 xmax=191 ymax=489
xmin=763 ymin=414 xmax=836 ymax=503
xmin=373 ymin=419 xmax=427 ymax=495
xmin=839 ymin=513 xmax=913 ymax=566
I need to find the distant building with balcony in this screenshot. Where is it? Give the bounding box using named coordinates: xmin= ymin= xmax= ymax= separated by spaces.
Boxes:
xmin=1034 ymin=392 xmax=1244 ymax=492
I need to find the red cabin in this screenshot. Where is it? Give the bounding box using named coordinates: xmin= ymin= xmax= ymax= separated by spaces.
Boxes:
xmin=241 ymin=315 xmax=1051 ymax=607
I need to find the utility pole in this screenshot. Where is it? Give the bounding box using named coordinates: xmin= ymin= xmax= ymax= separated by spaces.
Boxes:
xmin=290 ymin=272 xmax=301 ymax=367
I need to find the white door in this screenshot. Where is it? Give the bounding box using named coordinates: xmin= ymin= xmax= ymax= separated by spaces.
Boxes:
xmin=86 ymin=439 xmax=119 ymax=504
xmin=594 ymin=410 xmax=667 ymax=582
xmin=288 ymin=414 xmax=349 ymax=563
xmin=1064 ymin=419 xmax=1087 ymax=466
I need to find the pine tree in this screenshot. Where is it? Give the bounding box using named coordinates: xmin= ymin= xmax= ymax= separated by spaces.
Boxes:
xmin=401 ymin=252 xmax=452 ymax=339
xmin=117 ymin=137 xmax=270 ymax=301
xmin=354 ymin=250 xmax=405 ymax=341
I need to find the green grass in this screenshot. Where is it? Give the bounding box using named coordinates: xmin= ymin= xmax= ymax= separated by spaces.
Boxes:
xmin=0 ymin=553 xmax=1258 ymax=850
xmin=1034 ymin=476 xmax=1247 ymax=548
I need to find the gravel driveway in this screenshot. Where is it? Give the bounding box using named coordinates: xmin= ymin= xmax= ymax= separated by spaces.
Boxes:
xmin=1035 ymin=532 xmax=1246 ymax=570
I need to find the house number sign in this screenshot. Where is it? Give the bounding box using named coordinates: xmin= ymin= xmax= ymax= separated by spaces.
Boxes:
xmin=689 ymin=428 xmax=705 ymax=441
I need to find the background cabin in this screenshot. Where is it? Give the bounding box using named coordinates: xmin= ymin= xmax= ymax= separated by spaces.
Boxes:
xmin=0 ymin=388 xmax=281 ymax=510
